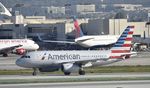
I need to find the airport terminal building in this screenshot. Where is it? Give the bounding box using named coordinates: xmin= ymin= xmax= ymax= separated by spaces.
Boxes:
xmin=0 ymin=15 xmax=149 ymax=40
xmin=0 ymin=15 xmax=88 ymax=40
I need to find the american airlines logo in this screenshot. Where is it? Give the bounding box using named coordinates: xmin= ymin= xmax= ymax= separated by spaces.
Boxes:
xmin=41 ymin=53 xmax=47 ymax=60
xmin=48 ymin=53 xmax=80 ymax=60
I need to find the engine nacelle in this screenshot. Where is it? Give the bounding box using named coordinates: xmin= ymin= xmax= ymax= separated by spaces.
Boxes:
xmin=16 ymin=48 xmax=26 ymax=55
xmin=61 ymin=63 xmax=80 ymax=73
xmin=39 ymin=66 xmax=60 ymax=72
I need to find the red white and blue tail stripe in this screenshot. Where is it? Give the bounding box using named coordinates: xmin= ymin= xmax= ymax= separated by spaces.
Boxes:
xmin=110 ymin=26 xmax=134 ymax=59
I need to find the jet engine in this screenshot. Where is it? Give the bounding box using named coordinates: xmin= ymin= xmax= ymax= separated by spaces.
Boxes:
xmin=61 ymin=63 xmax=80 ymax=73
xmin=16 ymin=48 xmax=26 ymax=55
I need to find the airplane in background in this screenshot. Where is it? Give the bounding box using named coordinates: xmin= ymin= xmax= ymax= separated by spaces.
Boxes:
xmin=38 ymin=17 xmax=119 ymax=48
xmin=16 ymin=26 xmax=136 ymax=75
xmin=0 ymin=3 xmax=39 ymax=57
xmin=0 ymin=2 xmax=12 ymax=16
xmin=0 ymin=39 xmax=39 ymax=57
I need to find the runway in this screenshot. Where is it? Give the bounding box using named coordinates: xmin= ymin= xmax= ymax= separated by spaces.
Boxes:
xmin=0 ymin=80 xmax=150 ymax=88
xmin=0 ymin=72 xmax=150 ymax=79
xmin=0 ymin=52 xmax=150 ymax=70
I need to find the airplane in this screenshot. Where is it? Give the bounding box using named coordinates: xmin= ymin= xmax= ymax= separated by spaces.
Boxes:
xmin=0 ymin=3 xmax=39 ymax=56
xmin=0 ymin=2 xmax=12 ymax=16
xmin=16 ymin=26 xmax=136 ymax=75
xmin=38 ymin=17 xmax=119 ymax=48
xmin=0 ymin=39 xmax=39 ymax=57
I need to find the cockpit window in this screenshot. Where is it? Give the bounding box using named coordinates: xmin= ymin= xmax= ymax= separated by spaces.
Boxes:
xmin=21 ymin=55 xmax=30 ymax=58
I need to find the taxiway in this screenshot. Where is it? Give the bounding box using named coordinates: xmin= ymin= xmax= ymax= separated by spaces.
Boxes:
xmin=0 ymin=80 xmax=150 ymax=88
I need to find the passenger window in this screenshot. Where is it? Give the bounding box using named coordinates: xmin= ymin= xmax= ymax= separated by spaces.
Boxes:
xmin=21 ymin=56 xmax=30 ymax=58
xmin=21 ymin=56 xmax=26 ymax=58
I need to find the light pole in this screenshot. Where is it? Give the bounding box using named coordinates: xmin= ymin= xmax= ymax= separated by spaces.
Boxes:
xmin=146 ymin=22 xmax=150 ymax=38
xmin=114 ymin=19 xmax=115 ymax=35
xmin=146 ymin=22 xmax=150 ymax=47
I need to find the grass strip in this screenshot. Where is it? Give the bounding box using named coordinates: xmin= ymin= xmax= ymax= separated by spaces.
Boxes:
xmin=85 ymin=65 xmax=150 ymax=73
xmin=1 ymin=65 xmax=150 ymax=75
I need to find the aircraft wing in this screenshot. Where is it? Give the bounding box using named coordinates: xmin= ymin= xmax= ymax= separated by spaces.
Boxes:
xmin=117 ymin=52 xmax=137 ymax=60
xmin=0 ymin=45 xmax=22 ymax=53
xmin=37 ymin=34 xmax=75 ymax=44
xmin=40 ymin=40 xmax=75 ymax=44
xmin=61 ymin=58 xmax=101 ymax=67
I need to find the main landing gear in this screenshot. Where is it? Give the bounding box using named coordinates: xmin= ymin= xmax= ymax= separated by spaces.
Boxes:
xmin=64 ymin=72 xmax=71 ymax=75
xmin=63 ymin=68 xmax=85 ymax=75
xmin=32 ymin=68 xmax=38 ymax=76
xmin=3 ymin=53 xmax=8 ymax=57
xmin=79 ymin=68 xmax=85 ymax=75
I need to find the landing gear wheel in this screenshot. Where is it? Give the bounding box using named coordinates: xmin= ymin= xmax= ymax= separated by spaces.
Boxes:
xmin=32 ymin=71 xmax=37 ymax=76
xmin=3 ymin=53 xmax=8 ymax=57
xmin=64 ymin=72 xmax=71 ymax=75
xmin=32 ymin=68 xmax=37 ymax=76
xmin=79 ymin=70 xmax=85 ymax=75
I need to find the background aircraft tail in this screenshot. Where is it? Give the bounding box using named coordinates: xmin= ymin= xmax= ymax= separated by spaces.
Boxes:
xmin=73 ymin=17 xmax=84 ymax=38
xmin=0 ymin=2 xmax=12 ymax=16
xmin=110 ymin=26 xmax=134 ymax=59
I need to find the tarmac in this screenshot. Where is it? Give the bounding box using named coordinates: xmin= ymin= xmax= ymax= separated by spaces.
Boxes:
xmin=0 ymin=80 xmax=150 ymax=88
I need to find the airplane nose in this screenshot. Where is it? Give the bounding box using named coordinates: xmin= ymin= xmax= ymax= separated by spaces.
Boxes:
xmin=16 ymin=58 xmax=31 ymax=68
xmin=16 ymin=58 xmax=26 ymax=67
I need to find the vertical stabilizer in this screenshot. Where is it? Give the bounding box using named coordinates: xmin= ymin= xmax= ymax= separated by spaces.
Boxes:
xmin=110 ymin=26 xmax=134 ymax=59
xmin=73 ymin=17 xmax=84 ymax=38
xmin=0 ymin=2 xmax=12 ymax=16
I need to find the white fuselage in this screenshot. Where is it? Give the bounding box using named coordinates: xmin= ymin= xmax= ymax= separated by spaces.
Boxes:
xmin=16 ymin=50 xmax=113 ymax=68
xmin=16 ymin=26 xmax=136 ymax=75
xmin=0 ymin=39 xmax=39 ymax=51
xmin=75 ymin=35 xmax=119 ymax=47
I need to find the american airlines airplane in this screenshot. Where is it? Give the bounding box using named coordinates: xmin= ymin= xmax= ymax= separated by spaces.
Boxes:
xmin=16 ymin=26 xmax=135 ymax=75
xmin=0 ymin=39 xmax=39 ymax=57
xmin=39 ymin=18 xmax=119 ymax=48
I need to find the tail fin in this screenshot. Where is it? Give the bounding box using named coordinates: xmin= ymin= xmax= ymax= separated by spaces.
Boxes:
xmin=110 ymin=26 xmax=134 ymax=59
xmin=73 ymin=17 xmax=84 ymax=38
xmin=0 ymin=2 xmax=12 ymax=16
